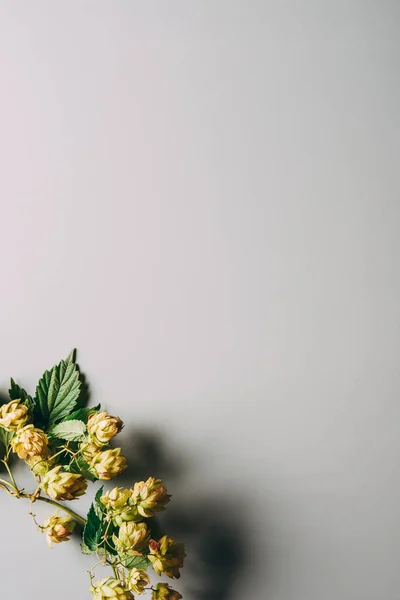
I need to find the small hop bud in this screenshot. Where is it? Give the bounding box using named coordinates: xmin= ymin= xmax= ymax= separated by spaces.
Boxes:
xmin=126 ymin=568 xmax=150 ymax=595
xmin=80 ymin=441 xmax=101 ymax=462
xmin=41 ymin=466 xmax=87 ymax=501
xmin=148 ymin=536 xmax=186 ymax=579
xmin=113 ymin=522 xmax=150 ymax=555
xmin=91 ymin=447 xmax=127 ymax=480
xmin=91 ymin=578 xmax=134 ymax=600
xmin=26 ymin=453 xmax=52 ymax=476
xmin=43 ymin=511 xmax=75 ymax=547
xmin=151 ymin=583 xmax=182 ymax=600
xmin=132 ymin=478 xmax=171 ymax=518
xmin=87 ymin=411 xmax=123 ymax=447
xmin=11 ymin=425 xmax=48 ymax=460
xmin=100 ymin=487 xmax=140 ymax=526
xmin=0 ymin=399 xmax=29 ymax=431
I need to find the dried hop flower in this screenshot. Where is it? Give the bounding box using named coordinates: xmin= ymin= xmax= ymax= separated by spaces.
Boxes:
xmin=41 ymin=466 xmax=87 ymax=501
xmin=0 ymin=399 xmax=29 ymax=431
xmin=126 ymin=568 xmax=150 ymax=595
xmin=113 ymin=521 xmax=150 ymax=555
xmin=151 ymin=583 xmax=183 ymax=600
xmin=91 ymin=578 xmax=134 ymax=600
xmin=100 ymin=487 xmax=140 ymax=526
xmin=148 ymin=536 xmax=186 ymax=579
xmin=43 ymin=511 xmax=75 ymax=547
xmin=132 ymin=477 xmax=171 ymax=518
xmin=91 ymin=447 xmax=127 ymax=480
xmin=87 ymin=411 xmax=123 ymax=446
xmin=11 ymin=424 xmax=48 ymax=460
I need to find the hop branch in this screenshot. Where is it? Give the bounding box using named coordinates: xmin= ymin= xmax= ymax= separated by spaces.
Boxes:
xmin=0 ymin=351 xmax=185 ymax=600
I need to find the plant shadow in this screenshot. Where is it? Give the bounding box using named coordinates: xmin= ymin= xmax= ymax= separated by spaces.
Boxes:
xmin=117 ymin=428 xmax=253 ymax=600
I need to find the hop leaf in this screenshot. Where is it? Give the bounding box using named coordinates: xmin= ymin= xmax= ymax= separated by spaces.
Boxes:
xmin=35 ymin=350 xmax=81 ymax=429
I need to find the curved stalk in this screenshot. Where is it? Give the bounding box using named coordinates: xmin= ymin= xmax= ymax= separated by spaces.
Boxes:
xmin=31 ymin=495 xmax=86 ymax=525
xmin=1 ymin=460 xmax=20 ymax=496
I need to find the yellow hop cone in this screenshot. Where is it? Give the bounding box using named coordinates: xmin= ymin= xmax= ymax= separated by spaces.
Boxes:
xmin=91 ymin=578 xmax=134 ymax=600
xmin=113 ymin=521 xmax=150 ymax=555
xmin=87 ymin=411 xmax=123 ymax=447
xmin=126 ymin=568 xmax=150 ymax=595
xmin=43 ymin=511 xmax=75 ymax=547
xmin=0 ymin=399 xmax=29 ymax=431
xmin=148 ymin=536 xmax=186 ymax=579
xmin=132 ymin=477 xmax=171 ymax=518
xmin=11 ymin=424 xmax=48 ymax=460
xmin=41 ymin=466 xmax=87 ymax=501
xmin=100 ymin=487 xmax=140 ymax=526
xmin=91 ymin=447 xmax=127 ymax=481
xmin=151 ymin=583 xmax=182 ymax=600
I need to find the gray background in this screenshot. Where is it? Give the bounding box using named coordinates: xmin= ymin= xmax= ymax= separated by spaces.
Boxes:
xmin=0 ymin=2 xmax=399 ymax=599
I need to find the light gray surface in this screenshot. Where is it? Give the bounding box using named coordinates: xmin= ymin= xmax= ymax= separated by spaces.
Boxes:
xmin=0 ymin=2 xmax=399 ymax=599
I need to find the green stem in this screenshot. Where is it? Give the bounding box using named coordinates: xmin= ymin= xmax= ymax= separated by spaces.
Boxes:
xmin=33 ymin=496 xmax=86 ymax=525
xmin=0 ymin=477 xmax=14 ymax=490
xmin=0 ymin=478 xmax=15 ymax=495
xmin=2 ymin=460 xmax=20 ymax=497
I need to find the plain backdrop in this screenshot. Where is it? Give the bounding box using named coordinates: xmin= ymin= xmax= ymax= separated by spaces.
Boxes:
xmin=0 ymin=2 xmax=399 ymax=600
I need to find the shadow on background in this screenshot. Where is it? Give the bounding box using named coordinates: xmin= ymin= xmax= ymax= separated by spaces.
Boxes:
xmin=118 ymin=429 xmax=255 ymax=600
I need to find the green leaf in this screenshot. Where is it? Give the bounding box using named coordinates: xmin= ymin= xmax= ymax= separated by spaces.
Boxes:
xmin=121 ymin=555 xmax=151 ymax=570
xmin=82 ymin=501 xmax=104 ymax=552
xmin=9 ymin=378 xmax=32 ymax=403
xmin=94 ymin=486 xmax=105 ymax=518
xmin=65 ymin=456 xmax=97 ymax=482
xmin=8 ymin=379 xmax=34 ymax=412
xmin=35 ymin=350 xmax=81 ymax=429
xmin=0 ymin=428 xmax=14 ymax=449
xmin=47 ymin=420 xmax=86 ymax=441
xmin=64 ymin=405 xmax=100 ymax=424
xmin=81 ymin=540 xmax=96 ymax=555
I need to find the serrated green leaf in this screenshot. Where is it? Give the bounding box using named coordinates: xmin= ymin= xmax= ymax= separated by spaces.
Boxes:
xmin=83 ymin=501 xmax=104 ymax=552
xmin=66 ymin=456 xmax=97 ymax=482
xmin=35 ymin=351 xmax=81 ymax=429
xmin=121 ymin=555 xmax=151 ymax=570
xmin=81 ymin=540 xmax=95 ymax=555
xmin=48 ymin=420 xmax=87 ymax=441
xmin=94 ymin=486 xmax=105 ymax=518
xmin=9 ymin=378 xmax=32 ymax=404
xmin=64 ymin=405 xmax=100 ymax=424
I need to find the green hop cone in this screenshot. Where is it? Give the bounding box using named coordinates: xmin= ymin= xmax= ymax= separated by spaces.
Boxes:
xmin=148 ymin=536 xmax=186 ymax=579
xmin=43 ymin=511 xmax=75 ymax=547
xmin=11 ymin=425 xmax=48 ymax=460
xmin=91 ymin=578 xmax=134 ymax=600
xmin=100 ymin=487 xmax=140 ymax=526
xmin=87 ymin=411 xmax=123 ymax=447
xmin=126 ymin=568 xmax=150 ymax=595
xmin=91 ymin=447 xmax=127 ymax=480
xmin=26 ymin=453 xmax=52 ymax=477
xmin=41 ymin=466 xmax=88 ymax=501
xmin=113 ymin=521 xmax=150 ymax=556
xmin=132 ymin=477 xmax=171 ymax=518
xmin=0 ymin=399 xmax=29 ymax=431
xmin=151 ymin=583 xmax=183 ymax=600
xmin=80 ymin=441 xmax=102 ymax=462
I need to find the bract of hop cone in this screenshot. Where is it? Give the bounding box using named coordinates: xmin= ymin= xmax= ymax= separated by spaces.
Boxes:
xmin=0 ymin=351 xmax=185 ymax=599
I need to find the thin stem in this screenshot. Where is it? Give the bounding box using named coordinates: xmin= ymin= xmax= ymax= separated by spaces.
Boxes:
xmin=2 ymin=460 xmax=20 ymax=497
xmin=0 ymin=477 xmax=15 ymax=491
xmin=28 ymin=495 xmax=86 ymax=525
